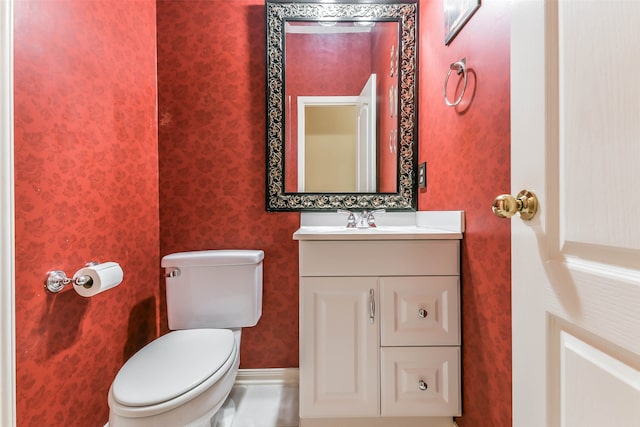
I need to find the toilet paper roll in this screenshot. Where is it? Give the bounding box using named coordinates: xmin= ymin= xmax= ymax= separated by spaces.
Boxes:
xmin=73 ymin=262 xmax=124 ymax=297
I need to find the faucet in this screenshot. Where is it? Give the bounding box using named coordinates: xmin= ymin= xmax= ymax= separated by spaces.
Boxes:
xmin=338 ymin=209 xmax=386 ymax=228
xmin=337 ymin=209 xmax=358 ymax=228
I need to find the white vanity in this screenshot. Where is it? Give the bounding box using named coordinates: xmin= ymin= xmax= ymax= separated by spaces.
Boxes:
xmin=294 ymin=211 xmax=464 ymax=427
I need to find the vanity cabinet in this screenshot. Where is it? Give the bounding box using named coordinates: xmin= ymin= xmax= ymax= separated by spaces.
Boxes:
xmin=297 ymin=237 xmax=462 ymax=427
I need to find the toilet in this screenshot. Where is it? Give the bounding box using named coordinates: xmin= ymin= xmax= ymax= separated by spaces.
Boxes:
xmin=107 ymin=250 xmax=264 ymax=427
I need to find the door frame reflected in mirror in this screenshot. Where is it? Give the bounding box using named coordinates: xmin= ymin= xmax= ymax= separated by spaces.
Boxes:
xmin=297 ymin=72 xmax=377 ymax=193
xmin=298 ymin=97 xmax=361 ymax=193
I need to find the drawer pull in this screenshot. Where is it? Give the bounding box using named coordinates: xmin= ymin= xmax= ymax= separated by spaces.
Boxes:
xmin=369 ymin=288 xmax=375 ymax=324
xmin=418 ymin=379 xmax=428 ymax=391
xmin=418 ymin=308 xmax=428 ymax=318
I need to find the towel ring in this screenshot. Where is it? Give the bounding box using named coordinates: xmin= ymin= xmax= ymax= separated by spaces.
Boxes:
xmin=444 ymin=58 xmax=467 ymax=107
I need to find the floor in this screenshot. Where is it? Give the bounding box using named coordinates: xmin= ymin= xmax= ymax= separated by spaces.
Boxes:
xmin=216 ymin=384 xmax=300 ymax=427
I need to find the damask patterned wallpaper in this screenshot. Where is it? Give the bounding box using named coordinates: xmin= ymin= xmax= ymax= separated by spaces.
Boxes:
xmin=12 ymin=0 xmax=511 ymax=425
xmin=372 ymin=23 xmax=401 ymax=193
xmin=158 ymin=1 xmax=512 ymax=425
xmin=156 ymin=0 xmax=301 ymax=369
xmin=418 ymin=1 xmax=512 ymax=426
xmin=13 ymin=0 xmax=159 ymax=425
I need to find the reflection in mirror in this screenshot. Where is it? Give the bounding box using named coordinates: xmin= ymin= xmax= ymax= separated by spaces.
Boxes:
xmin=285 ymin=22 xmax=396 ymax=194
xmin=266 ymin=1 xmax=418 ymax=211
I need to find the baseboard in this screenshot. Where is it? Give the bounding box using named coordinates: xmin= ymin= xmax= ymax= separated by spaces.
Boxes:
xmin=300 ymin=416 xmax=455 ymax=427
xmin=234 ymin=367 xmax=299 ymax=385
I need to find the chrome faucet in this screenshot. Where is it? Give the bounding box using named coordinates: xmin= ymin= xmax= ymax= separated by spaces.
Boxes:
xmin=338 ymin=209 xmax=386 ymax=228
xmin=337 ymin=209 xmax=358 ymax=228
xmin=365 ymin=209 xmax=386 ymax=228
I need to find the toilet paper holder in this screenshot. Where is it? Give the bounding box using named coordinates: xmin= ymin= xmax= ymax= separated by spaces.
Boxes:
xmin=44 ymin=261 xmax=98 ymax=293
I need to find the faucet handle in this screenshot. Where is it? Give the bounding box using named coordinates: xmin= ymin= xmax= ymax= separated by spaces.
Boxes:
xmin=366 ymin=209 xmax=386 ymax=228
xmin=337 ymin=209 xmax=357 ymax=228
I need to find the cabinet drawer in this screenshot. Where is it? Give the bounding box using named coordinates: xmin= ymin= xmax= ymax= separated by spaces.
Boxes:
xmin=380 ymin=276 xmax=460 ymax=346
xmin=380 ymin=347 xmax=461 ymax=417
xmin=299 ymin=240 xmax=460 ymax=276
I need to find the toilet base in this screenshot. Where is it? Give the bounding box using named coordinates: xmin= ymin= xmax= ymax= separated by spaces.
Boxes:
xmin=211 ymin=397 xmax=236 ymax=427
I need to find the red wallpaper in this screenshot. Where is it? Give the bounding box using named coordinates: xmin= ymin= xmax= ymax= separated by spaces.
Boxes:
xmin=13 ymin=0 xmax=159 ymax=425
xmin=157 ymin=0 xmax=300 ymax=369
xmin=371 ymin=23 xmax=400 ymax=193
xmin=12 ymin=0 xmax=511 ymax=424
xmin=158 ymin=1 xmax=512 ymax=424
xmin=418 ymin=1 xmax=512 ymax=426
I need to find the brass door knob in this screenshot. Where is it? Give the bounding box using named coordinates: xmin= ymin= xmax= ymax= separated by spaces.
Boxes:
xmin=492 ymin=189 xmax=538 ymax=220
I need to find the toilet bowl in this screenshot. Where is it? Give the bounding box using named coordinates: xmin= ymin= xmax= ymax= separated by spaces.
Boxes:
xmin=107 ymin=250 xmax=264 ymax=427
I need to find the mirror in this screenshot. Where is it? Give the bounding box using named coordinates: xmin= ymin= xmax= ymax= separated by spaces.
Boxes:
xmin=266 ymin=0 xmax=418 ymax=211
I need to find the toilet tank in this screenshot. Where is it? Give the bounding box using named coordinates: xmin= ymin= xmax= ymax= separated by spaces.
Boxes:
xmin=161 ymin=250 xmax=264 ymax=330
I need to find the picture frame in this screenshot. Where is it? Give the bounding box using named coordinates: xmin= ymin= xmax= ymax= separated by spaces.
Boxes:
xmin=444 ymin=0 xmax=480 ymax=45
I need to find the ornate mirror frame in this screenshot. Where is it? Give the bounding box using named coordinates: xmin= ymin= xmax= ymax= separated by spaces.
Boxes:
xmin=266 ymin=0 xmax=418 ymax=211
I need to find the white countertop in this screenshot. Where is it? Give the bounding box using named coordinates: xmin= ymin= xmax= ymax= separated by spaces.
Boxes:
xmin=293 ymin=211 xmax=464 ymax=241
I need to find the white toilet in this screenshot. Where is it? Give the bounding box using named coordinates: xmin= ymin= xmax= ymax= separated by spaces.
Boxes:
xmin=107 ymin=250 xmax=264 ymax=427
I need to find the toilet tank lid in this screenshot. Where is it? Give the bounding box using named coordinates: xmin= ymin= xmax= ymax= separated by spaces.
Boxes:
xmin=161 ymin=250 xmax=264 ymax=268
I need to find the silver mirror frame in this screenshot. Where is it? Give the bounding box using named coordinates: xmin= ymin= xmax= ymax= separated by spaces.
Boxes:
xmin=266 ymin=0 xmax=418 ymax=211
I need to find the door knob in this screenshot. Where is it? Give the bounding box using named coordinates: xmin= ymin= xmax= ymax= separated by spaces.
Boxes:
xmin=492 ymin=189 xmax=538 ymax=220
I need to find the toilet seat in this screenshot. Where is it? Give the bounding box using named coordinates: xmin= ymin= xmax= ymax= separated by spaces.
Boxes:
xmin=112 ymin=329 xmax=235 ymax=408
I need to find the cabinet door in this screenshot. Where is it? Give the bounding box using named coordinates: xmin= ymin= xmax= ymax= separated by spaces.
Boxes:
xmin=380 ymin=276 xmax=460 ymax=346
xmin=300 ymin=277 xmax=379 ymax=417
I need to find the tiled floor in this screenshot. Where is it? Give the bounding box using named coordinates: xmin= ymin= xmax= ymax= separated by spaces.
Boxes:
xmin=215 ymin=384 xmax=300 ymax=427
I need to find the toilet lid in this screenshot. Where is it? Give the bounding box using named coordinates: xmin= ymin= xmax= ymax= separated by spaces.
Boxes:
xmin=112 ymin=329 xmax=235 ymax=407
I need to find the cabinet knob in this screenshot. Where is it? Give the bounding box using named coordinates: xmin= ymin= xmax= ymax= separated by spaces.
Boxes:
xmin=418 ymin=379 xmax=428 ymax=391
xmin=418 ymin=308 xmax=428 ymax=318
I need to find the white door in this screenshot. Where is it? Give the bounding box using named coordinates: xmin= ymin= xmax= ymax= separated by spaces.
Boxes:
xmin=511 ymin=1 xmax=640 ymax=426
xmin=356 ymin=73 xmax=376 ymax=192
